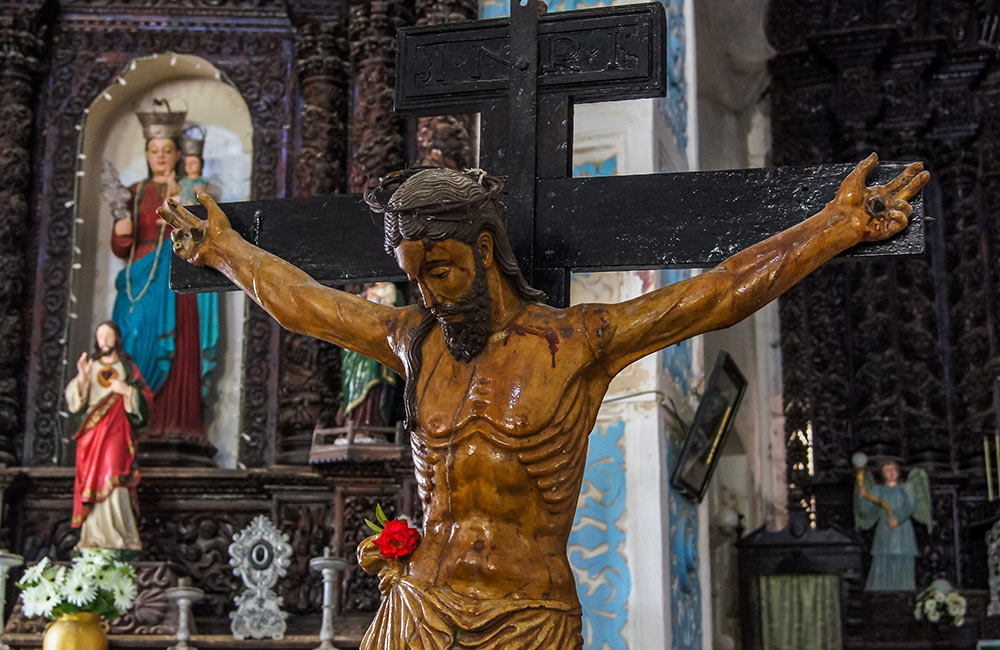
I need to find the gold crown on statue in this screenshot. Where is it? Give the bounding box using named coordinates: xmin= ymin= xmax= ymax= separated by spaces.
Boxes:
xmin=136 ymin=98 xmax=186 ymax=141
xmin=181 ymin=126 xmax=206 ymax=157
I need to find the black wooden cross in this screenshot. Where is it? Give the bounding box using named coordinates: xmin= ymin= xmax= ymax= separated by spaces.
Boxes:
xmin=171 ymin=0 xmax=923 ymax=307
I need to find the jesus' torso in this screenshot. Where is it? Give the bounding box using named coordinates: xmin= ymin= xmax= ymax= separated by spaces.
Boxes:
xmin=397 ymin=303 xmax=613 ymax=603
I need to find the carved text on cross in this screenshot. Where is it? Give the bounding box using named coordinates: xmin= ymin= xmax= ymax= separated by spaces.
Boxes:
xmin=401 ymin=9 xmax=654 ymax=105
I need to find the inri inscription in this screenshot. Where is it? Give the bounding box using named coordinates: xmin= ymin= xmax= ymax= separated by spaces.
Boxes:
xmin=395 ymin=3 xmax=663 ymax=114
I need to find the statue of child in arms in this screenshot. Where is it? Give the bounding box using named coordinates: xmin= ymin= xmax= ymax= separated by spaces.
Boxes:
xmin=159 ymin=155 xmax=929 ymax=649
xmin=178 ymin=127 xmax=210 ymax=206
xmin=65 ymin=321 xmax=152 ymax=550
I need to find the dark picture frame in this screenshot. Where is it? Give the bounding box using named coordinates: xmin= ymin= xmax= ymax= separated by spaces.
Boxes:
xmin=671 ymin=351 xmax=748 ymax=503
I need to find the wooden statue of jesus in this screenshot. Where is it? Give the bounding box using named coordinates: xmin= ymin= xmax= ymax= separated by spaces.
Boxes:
xmin=160 ymin=155 xmax=928 ymax=650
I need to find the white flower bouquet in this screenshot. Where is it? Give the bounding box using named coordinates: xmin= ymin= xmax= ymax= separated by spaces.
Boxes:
xmin=913 ymin=579 xmax=966 ymax=627
xmin=16 ymin=549 xmax=137 ymax=621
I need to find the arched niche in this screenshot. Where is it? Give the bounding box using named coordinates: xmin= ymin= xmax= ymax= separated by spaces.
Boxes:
xmin=66 ymin=53 xmax=252 ymax=468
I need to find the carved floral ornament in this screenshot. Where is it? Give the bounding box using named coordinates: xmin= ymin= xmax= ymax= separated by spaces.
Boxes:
xmin=229 ymin=514 xmax=292 ymax=591
xmin=228 ymin=515 xmax=292 ymax=639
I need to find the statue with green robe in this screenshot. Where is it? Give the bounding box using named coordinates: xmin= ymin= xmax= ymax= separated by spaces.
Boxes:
xmin=340 ymin=282 xmax=401 ymax=433
xmin=854 ymin=459 xmax=932 ymax=591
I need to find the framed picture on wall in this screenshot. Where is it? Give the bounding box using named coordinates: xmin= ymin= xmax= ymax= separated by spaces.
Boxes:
xmin=670 ymin=351 xmax=748 ymax=503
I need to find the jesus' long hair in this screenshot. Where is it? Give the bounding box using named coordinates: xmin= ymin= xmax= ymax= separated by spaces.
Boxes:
xmin=366 ymin=168 xmax=546 ymax=432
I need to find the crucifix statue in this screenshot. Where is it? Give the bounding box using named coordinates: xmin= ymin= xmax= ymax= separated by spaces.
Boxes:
xmin=160 ymin=2 xmax=930 ymax=648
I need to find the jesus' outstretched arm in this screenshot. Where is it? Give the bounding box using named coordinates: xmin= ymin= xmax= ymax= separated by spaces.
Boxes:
xmin=593 ymin=153 xmax=930 ymax=377
xmin=157 ymin=193 xmax=406 ymax=375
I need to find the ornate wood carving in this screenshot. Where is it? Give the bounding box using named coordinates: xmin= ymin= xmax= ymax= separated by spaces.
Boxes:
xmin=60 ymin=1 xmax=286 ymax=7
xmin=238 ymin=305 xmax=278 ymax=467
xmin=19 ymin=5 xmax=295 ymax=467
xmin=348 ymin=0 xmax=409 ymax=193
xmin=327 ymin=472 xmax=419 ymax=615
xmin=272 ymin=0 xmax=477 ymax=468
xmin=0 ymin=4 xmax=47 ymax=466
xmin=277 ymin=500 xmax=335 ymax=614
xmin=3 ymin=0 xmax=443 ymax=642
xmin=3 ymin=466 xmax=408 ymax=637
xmin=141 ymin=510 xmax=250 ymax=624
xmin=272 ymin=0 xmax=416 ymax=465
xmin=277 ymin=333 xmax=340 ymax=464
xmin=275 ymin=15 xmax=350 ymax=465
xmin=770 ymin=3 xmax=1000 ymax=640
xmin=412 ymin=0 xmax=476 ymax=169
xmin=294 ymin=18 xmax=349 ymax=197
xmin=277 ymin=0 xmax=477 ymax=464
xmin=341 ymin=492 xmax=392 ymax=613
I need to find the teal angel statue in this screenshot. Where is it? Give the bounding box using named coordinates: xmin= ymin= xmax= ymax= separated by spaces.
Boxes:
xmin=853 ymin=454 xmax=932 ymax=591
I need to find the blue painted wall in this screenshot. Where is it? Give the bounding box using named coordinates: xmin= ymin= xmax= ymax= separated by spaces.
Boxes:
xmin=567 ymin=149 xmax=628 ymax=649
xmin=569 ymin=420 xmax=631 ymax=649
xmin=573 ymin=154 xmax=618 ymax=178
xmin=658 ymin=0 xmax=688 ymax=154
xmin=480 ymin=0 xmax=614 ymax=20
xmin=661 ymin=269 xmax=701 ymax=649
xmin=654 ymin=0 xmax=699 ymax=635
xmin=667 ymin=437 xmax=703 ymax=650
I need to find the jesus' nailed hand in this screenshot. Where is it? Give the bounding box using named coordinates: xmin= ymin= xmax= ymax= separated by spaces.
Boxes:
xmin=158 ymin=154 xmax=928 ymax=650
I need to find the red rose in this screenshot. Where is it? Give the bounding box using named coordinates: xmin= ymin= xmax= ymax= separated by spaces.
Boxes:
xmin=374 ymin=519 xmax=421 ymax=559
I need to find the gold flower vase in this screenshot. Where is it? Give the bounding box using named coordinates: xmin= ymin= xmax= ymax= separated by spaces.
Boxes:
xmin=43 ymin=612 xmax=109 ymax=650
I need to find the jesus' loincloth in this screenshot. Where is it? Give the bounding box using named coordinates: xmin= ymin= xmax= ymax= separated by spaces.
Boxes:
xmin=360 ymin=571 xmax=583 ymax=650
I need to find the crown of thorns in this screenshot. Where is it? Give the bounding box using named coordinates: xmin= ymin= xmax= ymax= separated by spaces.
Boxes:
xmin=364 ymin=167 xmax=506 ymax=220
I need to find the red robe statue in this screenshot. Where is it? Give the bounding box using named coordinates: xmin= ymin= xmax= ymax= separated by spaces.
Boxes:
xmin=66 ymin=355 xmax=152 ymax=549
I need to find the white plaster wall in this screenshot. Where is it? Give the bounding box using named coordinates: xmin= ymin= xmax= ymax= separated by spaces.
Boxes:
xmin=573 ymin=99 xmax=656 ymax=176
xmin=569 ymin=4 xmax=780 ymax=648
xmin=693 ymin=0 xmax=772 ymax=173
xmin=691 ymin=1 xmax=781 ymax=647
xmin=570 ymin=270 xmax=671 ymax=650
xmin=571 ymin=98 xmax=672 ymax=650
xmin=693 ymin=0 xmax=781 ymax=533
xmin=67 ymin=53 xmax=251 ymax=467
xmin=684 ymin=0 xmax=699 ymax=172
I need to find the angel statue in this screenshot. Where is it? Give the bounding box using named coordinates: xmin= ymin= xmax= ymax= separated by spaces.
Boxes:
xmin=853 ymin=452 xmax=932 ymax=591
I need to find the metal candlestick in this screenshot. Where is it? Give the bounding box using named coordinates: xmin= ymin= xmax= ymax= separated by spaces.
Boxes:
xmin=309 ymin=548 xmax=347 ymax=650
xmin=0 ymin=552 xmax=23 ymax=650
xmin=166 ymin=577 xmax=204 ymax=650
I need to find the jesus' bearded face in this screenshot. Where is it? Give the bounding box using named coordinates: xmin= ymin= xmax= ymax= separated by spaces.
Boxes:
xmin=94 ymin=323 xmax=119 ymax=360
xmin=430 ymin=253 xmax=491 ymax=362
xmin=394 ymin=238 xmax=494 ymax=362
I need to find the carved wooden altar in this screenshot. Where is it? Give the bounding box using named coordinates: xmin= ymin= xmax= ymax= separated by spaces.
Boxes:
xmin=0 ymin=0 xmax=472 ymax=645
xmin=771 ymin=0 xmax=1000 ymax=645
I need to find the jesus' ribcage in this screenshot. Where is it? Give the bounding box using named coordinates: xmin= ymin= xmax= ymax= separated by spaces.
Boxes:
xmin=411 ymin=378 xmax=595 ymax=520
xmin=513 ymin=380 xmax=593 ymax=515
